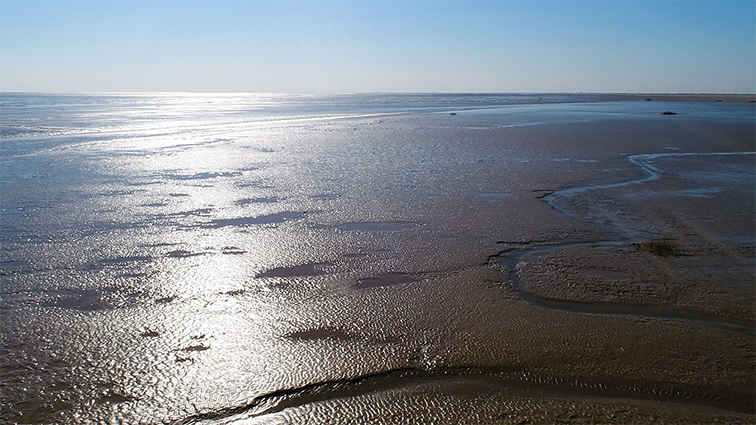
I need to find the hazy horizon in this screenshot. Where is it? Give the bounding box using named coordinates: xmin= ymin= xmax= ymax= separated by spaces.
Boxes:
xmin=1 ymin=1 xmax=754 ymax=94
xmin=2 ymin=91 xmax=755 ymax=96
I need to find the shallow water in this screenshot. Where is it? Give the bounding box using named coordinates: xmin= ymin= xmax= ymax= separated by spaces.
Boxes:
xmin=1 ymin=94 xmax=754 ymax=423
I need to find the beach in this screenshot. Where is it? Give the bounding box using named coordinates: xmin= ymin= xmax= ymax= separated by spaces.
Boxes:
xmin=1 ymin=94 xmax=754 ymax=423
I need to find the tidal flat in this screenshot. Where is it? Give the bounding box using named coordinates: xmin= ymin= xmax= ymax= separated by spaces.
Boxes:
xmin=1 ymin=93 xmax=754 ymax=424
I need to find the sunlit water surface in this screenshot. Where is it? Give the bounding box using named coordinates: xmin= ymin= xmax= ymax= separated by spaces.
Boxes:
xmin=1 ymin=93 xmax=754 ymax=423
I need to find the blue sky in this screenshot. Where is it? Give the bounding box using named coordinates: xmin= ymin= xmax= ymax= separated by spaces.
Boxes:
xmin=1 ymin=1 xmax=754 ymax=93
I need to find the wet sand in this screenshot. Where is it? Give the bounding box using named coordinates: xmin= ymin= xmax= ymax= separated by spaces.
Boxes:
xmin=1 ymin=95 xmax=754 ymax=423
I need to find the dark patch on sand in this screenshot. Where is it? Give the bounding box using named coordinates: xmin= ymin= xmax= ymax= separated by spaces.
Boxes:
xmin=221 ymin=246 xmax=246 ymax=255
xmin=181 ymin=344 xmax=209 ymax=352
xmin=95 ymin=391 xmax=137 ymax=405
xmin=356 ymin=273 xmax=420 ymax=289
xmin=208 ymin=211 xmax=303 ymax=228
xmin=633 ymin=239 xmax=686 ymax=257
xmin=155 ymin=296 xmax=175 ymax=304
xmin=286 ymin=326 xmax=358 ymax=341
xmin=166 ymin=250 xmax=205 ymax=258
xmin=174 ymin=355 xmax=194 ymax=363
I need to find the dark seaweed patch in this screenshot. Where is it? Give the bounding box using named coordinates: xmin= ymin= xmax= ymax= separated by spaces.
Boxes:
xmin=633 ymin=239 xmax=681 ymax=257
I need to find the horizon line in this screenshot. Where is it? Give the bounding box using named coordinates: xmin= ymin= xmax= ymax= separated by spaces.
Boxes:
xmin=2 ymin=91 xmax=755 ymax=96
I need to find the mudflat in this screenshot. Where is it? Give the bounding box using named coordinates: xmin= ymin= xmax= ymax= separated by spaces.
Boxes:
xmin=0 ymin=94 xmax=753 ymax=423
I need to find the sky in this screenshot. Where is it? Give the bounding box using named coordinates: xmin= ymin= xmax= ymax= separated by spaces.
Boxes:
xmin=0 ymin=1 xmax=754 ymax=94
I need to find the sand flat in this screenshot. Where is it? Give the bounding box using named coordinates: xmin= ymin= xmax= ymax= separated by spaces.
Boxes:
xmin=1 ymin=94 xmax=754 ymax=423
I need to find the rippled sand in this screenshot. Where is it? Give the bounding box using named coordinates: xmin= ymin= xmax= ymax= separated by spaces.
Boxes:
xmin=1 ymin=95 xmax=754 ymax=423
